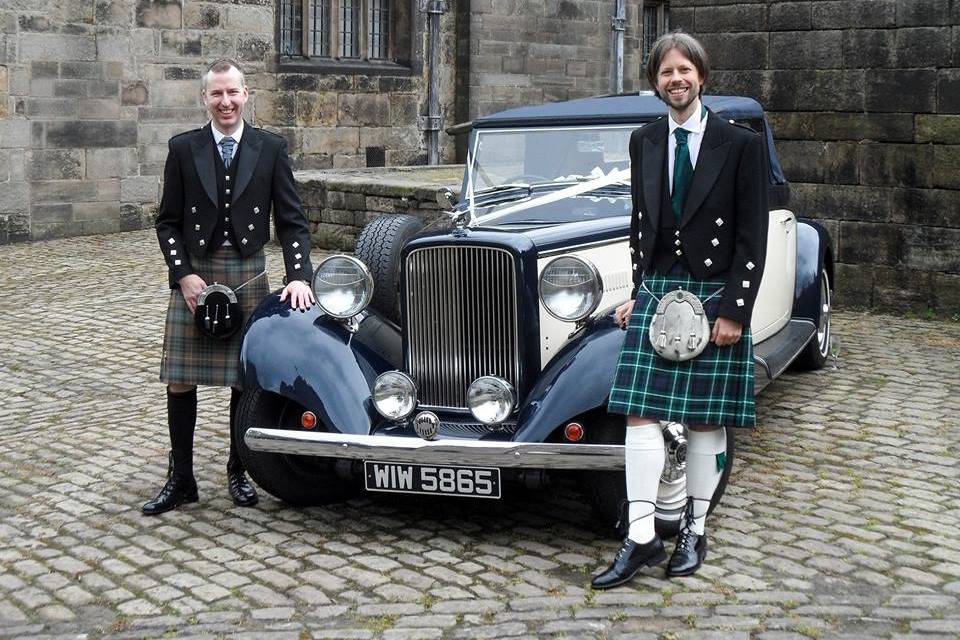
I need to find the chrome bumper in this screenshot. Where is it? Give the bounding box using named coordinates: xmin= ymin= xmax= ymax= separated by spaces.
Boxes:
xmin=245 ymin=428 xmax=625 ymax=470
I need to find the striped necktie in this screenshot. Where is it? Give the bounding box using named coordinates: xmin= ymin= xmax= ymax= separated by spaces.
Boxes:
xmin=220 ymin=136 xmax=235 ymax=170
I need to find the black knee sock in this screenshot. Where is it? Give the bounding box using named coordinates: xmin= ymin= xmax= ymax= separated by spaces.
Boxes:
xmin=227 ymin=387 xmax=243 ymax=473
xmin=168 ymin=388 xmax=197 ymax=479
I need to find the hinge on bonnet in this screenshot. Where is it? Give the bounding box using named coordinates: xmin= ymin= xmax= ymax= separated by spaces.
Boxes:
xmin=419 ymin=115 xmax=442 ymax=132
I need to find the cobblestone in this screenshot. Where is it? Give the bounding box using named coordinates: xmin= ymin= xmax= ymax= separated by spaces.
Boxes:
xmin=1 ymin=230 xmax=959 ymax=637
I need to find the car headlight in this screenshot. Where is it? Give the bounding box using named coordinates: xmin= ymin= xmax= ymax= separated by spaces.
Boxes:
xmin=373 ymin=371 xmax=417 ymax=420
xmin=312 ymin=255 xmax=374 ymax=319
xmin=538 ymin=256 xmax=603 ymax=322
xmin=467 ymin=376 xmax=516 ymax=425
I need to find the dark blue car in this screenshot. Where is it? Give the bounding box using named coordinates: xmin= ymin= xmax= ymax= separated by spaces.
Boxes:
xmin=235 ymin=94 xmax=834 ymax=535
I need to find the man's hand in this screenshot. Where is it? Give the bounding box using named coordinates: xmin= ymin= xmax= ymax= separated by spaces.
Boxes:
xmin=280 ymin=280 xmax=315 ymax=312
xmin=178 ymin=274 xmax=207 ymax=314
xmin=711 ymin=316 xmax=743 ymax=346
xmin=614 ymin=299 xmax=635 ymax=330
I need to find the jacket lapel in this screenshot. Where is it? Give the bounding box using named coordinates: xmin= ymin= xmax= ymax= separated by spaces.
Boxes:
xmin=680 ymin=111 xmax=730 ymax=228
xmin=642 ymin=120 xmax=667 ymax=230
xmin=232 ymin=122 xmax=262 ymax=202
xmin=191 ymin=123 xmax=218 ymax=207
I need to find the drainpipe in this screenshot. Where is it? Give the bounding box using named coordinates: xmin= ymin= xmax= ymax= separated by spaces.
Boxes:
xmin=611 ymin=0 xmax=626 ymax=94
xmin=421 ymin=0 xmax=445 ymax=165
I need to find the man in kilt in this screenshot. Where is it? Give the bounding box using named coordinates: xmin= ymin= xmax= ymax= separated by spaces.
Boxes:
xmin=592 ymin=33 xmax=768 ymax=587
xmin=144 ymin=59 xmax=315 ymax=515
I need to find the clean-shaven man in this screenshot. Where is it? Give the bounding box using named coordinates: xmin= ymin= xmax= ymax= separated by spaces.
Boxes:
xmin=593 ymin=32 xmax=768 ymax=587
xmin=144 ymin=59 xmax=315 ymax=515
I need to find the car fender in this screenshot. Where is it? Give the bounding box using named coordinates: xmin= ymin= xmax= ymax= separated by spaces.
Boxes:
xmin=239 ymin=294 xmax=400 ymax=435
xmin=793 ymin=220 xmax=833 ymax=322
xmin=513 ymin=313 xmax=624 ymax=442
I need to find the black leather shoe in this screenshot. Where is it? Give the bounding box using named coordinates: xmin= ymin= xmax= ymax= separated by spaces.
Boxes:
xmin=142 ymin=473 xmax=198 ymax=515
xmin=228 ymin=470 xmax=259 ymax=507
xmin=667 ymin=530 xmax=707 ymax=577
xmin=591 ymin=537 xmax=667 ymax=590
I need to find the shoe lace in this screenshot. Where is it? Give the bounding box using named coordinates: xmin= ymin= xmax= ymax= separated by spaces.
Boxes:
xmin=677 ymin=496 xmax=711 ymax=549
xmin=615 ymin=499 xmax=658 ymax=535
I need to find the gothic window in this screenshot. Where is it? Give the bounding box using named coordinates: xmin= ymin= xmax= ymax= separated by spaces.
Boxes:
xmin=279 ymin=0 xmax=399 ymax=65
xmin=642 ymin=1 xmax=670 ymax=67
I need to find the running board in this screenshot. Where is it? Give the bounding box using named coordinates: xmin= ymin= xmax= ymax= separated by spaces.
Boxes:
xmin=753 ymin=318 xmax=817 ymax=384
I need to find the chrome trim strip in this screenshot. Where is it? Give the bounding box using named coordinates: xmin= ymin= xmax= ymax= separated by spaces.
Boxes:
xmin=246 ymin=428 xmax=626 ymax=470
xmin=539 ymin=235 xmax=630 ymax=258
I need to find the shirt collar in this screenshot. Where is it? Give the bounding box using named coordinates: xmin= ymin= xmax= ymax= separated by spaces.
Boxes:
xmin=668 ymin=99 xmax=706 ymax=137
xmin=211 ymin=120 xmax=244 ymax=145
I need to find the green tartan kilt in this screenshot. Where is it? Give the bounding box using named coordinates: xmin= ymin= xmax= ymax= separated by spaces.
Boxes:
xmin=607 ymin=266 xmax=756 ymax=428
xmin=159 ymin=245 xmax=270 ymax=388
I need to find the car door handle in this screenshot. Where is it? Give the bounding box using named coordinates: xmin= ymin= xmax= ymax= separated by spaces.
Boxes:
xmin=779 ymin=215 xmax=793 ymax=225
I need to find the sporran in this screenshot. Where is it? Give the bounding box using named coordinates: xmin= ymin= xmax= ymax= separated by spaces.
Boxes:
xmin=644 ymin=283 xmax=724 ymax=362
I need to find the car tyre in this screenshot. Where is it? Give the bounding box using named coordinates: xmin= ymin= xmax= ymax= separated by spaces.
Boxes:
xmin=586 ymin=415 xmax=735 ymax=539
xmin=354 ymin=214 xmax=425 ymax=324
xmin=792 ymin=267 xmax=831 ymax=371
xmin=234 ymin=388 xmax=354 ymax=506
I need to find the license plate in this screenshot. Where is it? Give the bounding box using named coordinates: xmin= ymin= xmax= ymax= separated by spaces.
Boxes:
xmin=364 ymin=462 xmax=501 ymax=499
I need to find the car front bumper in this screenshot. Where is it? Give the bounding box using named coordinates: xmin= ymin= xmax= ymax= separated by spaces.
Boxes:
xmin=244 ymin=428 xmax=625 ymax=470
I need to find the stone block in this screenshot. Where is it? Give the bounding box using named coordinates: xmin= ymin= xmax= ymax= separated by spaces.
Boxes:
xmin=902 ymin=226 xmax=960 ymax=272
xmin=0 ymin=181 xmax=29 ymax=215
xmin=693 ymin=4 xmax=766 ymax=32
xmin=122 ymin=82 xmax=148 ymax=106
xmin=26 ymin=150 xmax=84 ymax=180
xmin=301 ymin=127 xmax=360 ymax=155
xmin=709 ymin=70 xmax=769 ymax=106
xmin=136 ymin=0 xmax=181 ymax=29
xmin=932 ymin=145 xmax=960 ymax=189
xmin=60 ymin=62 xmax=100 ymax=80
xmin=96 ymin=34 xmax=131 ymax=62
xmin=31 ymin=203 xmax=73 ymax=224
xmin=770 ymin=31 xmax=842 ymax=70
xmin=9 ymin=66 xmax=30 ymax=96
xmin=224 ymin=5 xmax=272 ymax=33
xmin=896 ymin=28 xmax=951 ymax=68
xmin=45 ymin=121 xmax=138 ymax=149
xmin=18 ymin=14 xmax=54 ymax=32
xmin=897 ymin=0 xmax=952 ymax=26
xmin=25 ymin=98 xmax=77 ymax=119
xmin=312 ymin=222 xmax=357 ymax=251
xmin=79 ymin=98 xmax=120 ymax=119
xmin=859 ymin=143 xmax=935 ymax=188
xmin=769 ymin=1 xmax=812 ymax=30
xmin=237 ymin=35 xmax=270 ymax=62
xmin=937 ymin=70 xmax=960 ymax=113
xmin=86 ymin=148 xmax=136 ymax=179
xmin=777 ymin=140 xmax=858 ymax=184
xmin=790 ymin=182 xmax=890 ymax=223
xmin=279 ymin=75 xmax=320 ymax=92
xmin=160 ymin=31 xmax=202 ymax=57
xmin=164 ymin=67 xmax=200 ymax=81
xmin=29 ymin=61 xmax=57 ymax=80
xmin=916 ymin=115 xmax=960 ymax=144
xmin=338 ymin=94 xmax=390 ymax=127
xmin=697 ymin=32 xmax=768 ymax=70
xmin=295 ymin=92 xmax=337 ymax=127
xmin=358 ymin=126 xmax=421 ymax=149
xmin=30 ymin=180 xmax=99 ymax=203
xmin=766 ymin=69 xmax=812 ymax=111
xmin=812 ymin=112 xmax=914 ymax=143
xmin=201 ymin=31 xmax=235 ymax=58
xmin=332 ymin=153 xmax=365 ymax=169
xmin=838 ymin=221 xmax=901 ymax=265
xmin=0 ymin=120 xmax=31 ymax=148
xmin=833 ymin=263 xmax=872 ymax=309
xmin=865 ymin=70 xmax=937 ymax=113
xmin=812 ymin=0 xmax=896 ymax=28
xmin=32 ymin=221 xmax=86 ymax=241
xmin=797 ymin=70 xmax=865 ymax=112
xmin=150 ymin=81 xmax=201 ymax=108
xmin=73 ymin=201 xmax=120 ymax=221
xmin=19 ymin=34 xmax=97 ymax=62
xmin=184 ymin=3 xmax=220 ymax=29
xmin=933 ymin=272 xmax=960 ymax=313
xmin=389 ymin=94 xmax=418 ymax=127
xmin=53 ymin=80 xmax=87 ymax=97
xmin=256 ymin=91 xmax=296 ymax=126
xmin=95 ymin=0 xmax=135 ymax=25
xmin=843 ymin=30 xmax=896 ymax=68
xmin=888 ymin=187 xmax=960 ymax=227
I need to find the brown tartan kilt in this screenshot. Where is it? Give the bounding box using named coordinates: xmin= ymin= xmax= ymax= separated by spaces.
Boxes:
xmin=159 ymin=245 xmax=270 ymax=387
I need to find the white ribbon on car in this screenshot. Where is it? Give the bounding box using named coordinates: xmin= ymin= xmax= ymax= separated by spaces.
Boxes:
xmin=468 ymin=167 xmax=631 ymax=226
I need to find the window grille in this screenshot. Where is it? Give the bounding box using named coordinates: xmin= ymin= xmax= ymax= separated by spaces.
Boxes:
xmin=339 ymin=0 xmax=361 ymax=58
xmin=642 ymin=2 xmax=670 ymax=67
xmin=280 ymin=0 xmax=303 ymax=56
xmin=368 ymin=0 xmax=390 ymax=59
xmin=310 ymin=0 xmax=330 ymax=56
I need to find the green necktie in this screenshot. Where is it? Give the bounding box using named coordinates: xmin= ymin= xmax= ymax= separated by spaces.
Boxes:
xmin=671 ymin=127 xmax=693 ymax=222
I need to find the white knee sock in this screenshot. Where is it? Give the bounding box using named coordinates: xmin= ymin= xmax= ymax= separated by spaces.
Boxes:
xmin=684 ymin=428 xmax=726 ymax=535
xmin=624 ymin=422 xmax=665 ymax=544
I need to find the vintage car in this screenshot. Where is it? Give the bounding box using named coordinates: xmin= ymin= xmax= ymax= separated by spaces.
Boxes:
xmin=236 ymin=94 xmax=834 ymax=535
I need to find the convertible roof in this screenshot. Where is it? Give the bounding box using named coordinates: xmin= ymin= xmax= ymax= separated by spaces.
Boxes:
xmin=473 ymin=94 xmax=764 ymax=128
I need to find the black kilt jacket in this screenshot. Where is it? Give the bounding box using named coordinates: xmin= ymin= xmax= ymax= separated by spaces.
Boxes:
xmin=155 ymin=122 xmax=313 ymax=288
xmin=629 ymin=110 xmax=769 ymax=326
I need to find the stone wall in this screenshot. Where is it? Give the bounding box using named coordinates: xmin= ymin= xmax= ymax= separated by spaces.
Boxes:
xmin=0 ymin=0 xmax=457 ymax=244
xmin=295 ymin=165 xmax=463 ymax=250
xmin=463 ymin=0 xmax=646 ymax=120
xmin=670 ymin=0 xmax=960 ymax=313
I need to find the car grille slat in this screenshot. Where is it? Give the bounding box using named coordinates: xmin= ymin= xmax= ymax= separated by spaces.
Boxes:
xmin=406 ymin=246 xmax=519 ymax=409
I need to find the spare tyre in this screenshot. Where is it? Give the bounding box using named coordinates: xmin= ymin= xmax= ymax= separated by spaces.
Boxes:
xmin=354 ymin=214 xmax=424 ymax=324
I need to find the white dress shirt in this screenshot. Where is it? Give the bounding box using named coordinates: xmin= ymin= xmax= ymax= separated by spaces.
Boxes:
xmin=667 ymin=99 xmax=708 ymax=194
xmin=210 ymin=121 xmax=243 ymax=245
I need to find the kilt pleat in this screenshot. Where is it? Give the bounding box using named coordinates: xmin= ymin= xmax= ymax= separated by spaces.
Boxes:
xmin=159 ymin=245 xmax=270 ymax=387
xmin=608 ymin=266 xmax=756 ymax=428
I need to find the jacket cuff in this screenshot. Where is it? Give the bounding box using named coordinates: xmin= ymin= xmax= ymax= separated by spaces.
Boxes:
xmin=169 ymin=264 xmax=194 ymax=286
xmin=717 ymin=298 xmax=751 ymax=327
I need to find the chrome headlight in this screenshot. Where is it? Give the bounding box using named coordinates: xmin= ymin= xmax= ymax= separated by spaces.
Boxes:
xmin=373 ymin=371 xmax=417 ymax=421
xmin=312 ymin=255 xmax=374 ymax=319
xmin=538 ymin=256 xmax=603 ymax=322
xmin=467 ymin=376 xmax=515 ymax=425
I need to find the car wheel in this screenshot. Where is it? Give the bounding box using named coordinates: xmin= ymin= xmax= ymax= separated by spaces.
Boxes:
xmin=792 ymin=267 xmax=831 ymax=370
xmin=234 ymin=388 xmax=354 ymax=506
xmin=587 ymin=416 xmax=735 ymax=539
xmin=354 ymin=214 xmax=425 ymax=324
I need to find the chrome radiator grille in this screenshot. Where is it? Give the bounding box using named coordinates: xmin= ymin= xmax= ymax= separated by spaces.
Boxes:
xmin=405 ymin=246 xmax=520 ymax=409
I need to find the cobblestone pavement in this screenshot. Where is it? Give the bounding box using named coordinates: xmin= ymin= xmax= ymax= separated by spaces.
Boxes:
xmin=1 ymin=230 xmax=959 ymax=640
